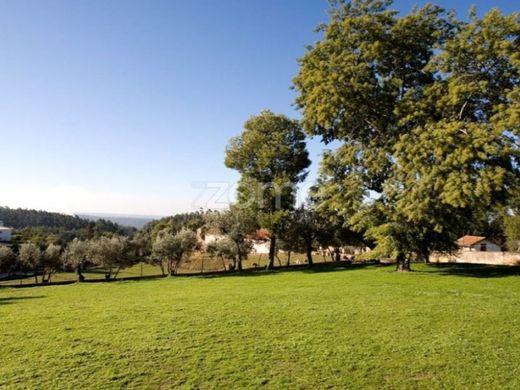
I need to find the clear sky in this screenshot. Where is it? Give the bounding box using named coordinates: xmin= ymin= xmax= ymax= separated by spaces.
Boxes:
xmin=0 ymin=0 xmax=517 ymax=216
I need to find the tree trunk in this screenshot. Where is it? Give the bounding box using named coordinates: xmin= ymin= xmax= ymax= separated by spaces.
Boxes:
xmin=266 ymin=235 xmax=276 ymax=270
xmin=306 ymin=244 xmax=314 ymax=266
xmin=113 ymin=266 xmax=122 ymax=279
xmin=334 ymin=247 xmax=341 ymax=262
xmin=396 ymin=253 xmax=411 ymax=272
xmin=286 ymin=251 xmax=291 ymax=267
xmin=34 ymin=272 xmax=38 ymax=284
xmin=77 ymin=266 xmax=85 ymax=282
xmin=236 ymin=253 xmax=243 ymax=272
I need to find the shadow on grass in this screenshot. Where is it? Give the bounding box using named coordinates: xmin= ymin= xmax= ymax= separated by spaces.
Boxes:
xmin=183 ymin=261 xmax=391 ymax=279
xmin=421 ymin=263 xmax=520 ymax=278
xmin=0 ymin=296 xmax=45 ymax=306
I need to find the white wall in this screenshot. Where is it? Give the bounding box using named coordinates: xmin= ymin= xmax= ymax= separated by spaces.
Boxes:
xmin=430 ymin=251 xmax=520 ymax=266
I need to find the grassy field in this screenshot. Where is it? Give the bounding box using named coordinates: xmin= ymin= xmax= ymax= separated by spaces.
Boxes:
xmin=0 ymin=252 xmax=324 ymax=286
xmin=1 ymin=263 xmax=520 ymax=389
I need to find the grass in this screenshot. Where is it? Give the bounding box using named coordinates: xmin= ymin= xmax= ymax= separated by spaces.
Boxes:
xmin=1 ymin=263 xmax=520 ymax=389
xmin=0 ymin=252 xmax=324 ymax=286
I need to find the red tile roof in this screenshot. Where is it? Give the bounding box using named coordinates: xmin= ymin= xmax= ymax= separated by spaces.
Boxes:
xmin=456 ymin=235 xmax=486 ymax=247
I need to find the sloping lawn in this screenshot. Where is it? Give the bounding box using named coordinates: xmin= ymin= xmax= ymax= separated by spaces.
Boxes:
xmin=1 ymin=264 xmax=519 ymax=389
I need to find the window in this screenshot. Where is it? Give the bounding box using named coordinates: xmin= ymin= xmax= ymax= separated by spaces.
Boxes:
xmin=480 ymin=243 xmax=487 ymax=252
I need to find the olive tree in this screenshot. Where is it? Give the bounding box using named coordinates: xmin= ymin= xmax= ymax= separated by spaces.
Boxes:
xmin=18 ymin=243 xmax=42 ymax=283
xmin=152 ymin=229 xmax=198 ymax=275
xmin=0 ymin=246 xmax=16 ymax=274
xmin=62 ymin=238 xmax=90 ymax=281
xmin=42 ymin=243 xmax=62 ymax=283
xmin=89 ymin=236 xmax=135 ymax=279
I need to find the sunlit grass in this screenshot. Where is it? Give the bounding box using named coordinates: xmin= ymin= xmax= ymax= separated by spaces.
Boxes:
xmin=1 ymin=264 xmax=519 ymax=388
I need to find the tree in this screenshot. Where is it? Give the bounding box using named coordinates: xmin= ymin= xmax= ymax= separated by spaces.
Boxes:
xmin=0 ymin=246 xmax=16 ymax=274
xmin=504 ymin=215 xmax=520 ymax=252
xmin=205 ymin=206 xmax=256 ymax=272
xmin=225 ymin=110 xmax=311 ymax=269
xmin=283 ymin=206 xmax=321 ymax=266
xmin=62 ymin=238 xmax=90 ymax=281
xmin=206 ymin=237 xmax=243 ymax=271
xmin=89 ymin=236 xmax=135 ymax=279
xmin=42 ymin=244 xmax=62 ymax=283
xmin=294 ymin=1 xmax=520 ymax=270
xmin=152 ymin=229 xmax=198 ymax=275
xmin=18 ymin=243 xmax=42 ymax=283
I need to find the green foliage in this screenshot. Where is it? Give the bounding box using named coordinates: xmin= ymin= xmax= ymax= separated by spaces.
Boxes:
xmin=62 ymin=238 xmax=90 ymax=281
xmin=225 ymin=110 xmax=311 ymax=268
xmin=152 ymin=229 xmax=199 ymax=275
xmin=294 ymin=1 xmax=520 ymax=268
xmin=0 ymin=246 xmax=16 ymax=272
xmin=142 ymin=211 xmax=207 ymax=242
xmin=1 ymin=206 xmax=135 ymax=246
xmin=88 ymin=236 xmax=136 ymax=279
xmin=18 ymin=243 xmax=42 ymax=283
xmin=41 ymin=244 xmax=62 ymax=282
xmin=504 ymin=214 xmax=520 ymax=252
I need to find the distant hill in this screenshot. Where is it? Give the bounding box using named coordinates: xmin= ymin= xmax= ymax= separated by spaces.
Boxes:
xmin=0 ymin=206 xmax=133 ymax=235
xmin=78 ymin=214 xmax=158 ymax=229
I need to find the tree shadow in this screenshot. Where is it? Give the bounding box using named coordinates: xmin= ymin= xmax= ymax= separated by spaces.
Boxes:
xmin=421 ymin=263 xmax=520 ymax=278
xmin=0 ymin=296 xmax=45 ymax=306
xmin=181 ymin=261 xmax=388 ymax=279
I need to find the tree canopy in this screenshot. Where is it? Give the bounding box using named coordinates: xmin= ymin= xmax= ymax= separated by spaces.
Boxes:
xmin=294 ymin=0 xmax=520 ymax=270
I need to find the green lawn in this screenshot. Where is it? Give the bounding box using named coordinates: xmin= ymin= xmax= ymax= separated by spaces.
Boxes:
xmin=0 ymin=252 xmax=324 ymax=286
xmin=1 ymin=264 xmax=520 ymax=389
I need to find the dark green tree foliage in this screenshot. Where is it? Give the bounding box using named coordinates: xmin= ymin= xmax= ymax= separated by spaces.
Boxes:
xmin=0 ymin=246 xmax=16 ymax=273
xmin=142 ymin=211 xmax=207 ymax=242
xmin=0 ymin=206 xmax=135 ymax=245
xmin=294 ymin=0 xmax=519 ymax=270
xmin=225 ymin=110 xmax=311 ymax=269
xmin=205 ymin=206 xmax=257 ymax=271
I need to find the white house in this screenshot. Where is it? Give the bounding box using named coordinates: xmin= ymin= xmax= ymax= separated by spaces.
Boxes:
xmin=0 ymin=221 xmax=13 ymax=242
xmin=456 ymin=235 xmax=501 ymax=252
xmin=252 ymin=240 xmax=270 ymax=254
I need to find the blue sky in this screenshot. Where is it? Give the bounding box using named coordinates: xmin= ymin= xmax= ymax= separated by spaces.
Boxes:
xmin=0 ymin=0 xmax=517 ymax=216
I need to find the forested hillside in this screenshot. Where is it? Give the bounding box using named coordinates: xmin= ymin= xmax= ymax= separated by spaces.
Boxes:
xmin=0 ymin=206 xmax=135 ymax=245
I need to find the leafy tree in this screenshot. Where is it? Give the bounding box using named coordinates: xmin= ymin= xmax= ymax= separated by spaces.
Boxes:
xmin=206 ymin=237 xmax=242 ymax=271
xmin=205 ymin=206 xmax=256 ymax=271
xmin=42 ymin=244 xmax=62 ymax=283
xmin=282 ymin=206 xmax=321 ymax=266
xmin=504 ymin=214 xmax=520 ymax=252
xmin=152 ymin=229 xmax=198 ymax=275
xmin=62 ymin=238 xmax=90 ymax=281
xmin=294 ymin=1 xmax=519 ymax=270
xmin=18 ymin=243 xmax=42 ymax=283
xmin=225 ymin=110 xmax=311 ymax=269
xmin=89 ymin=236 xmax=135 ymax=279
xmin=0 ymin=246 xmax=16 ymax=273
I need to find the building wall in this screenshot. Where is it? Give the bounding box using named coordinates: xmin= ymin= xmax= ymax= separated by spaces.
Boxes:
xmin=430 ymin=251 xmax=520 ymax=266
xmin=0 ymin=229 xmax=12 ymax=242
xmin=252 ymin=241 xmax=270 ymax=254
xmin=462 ymin=240 xmax=501 ymax=252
